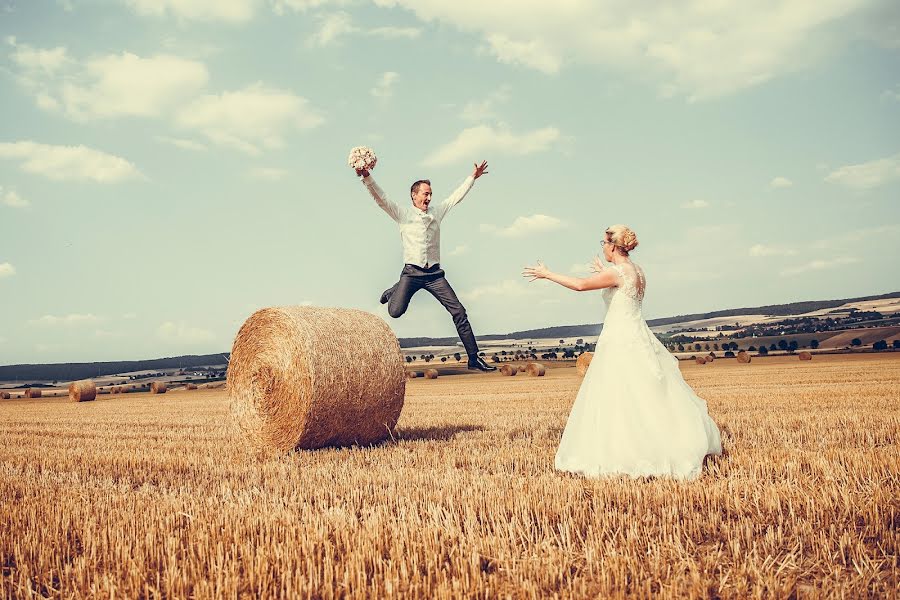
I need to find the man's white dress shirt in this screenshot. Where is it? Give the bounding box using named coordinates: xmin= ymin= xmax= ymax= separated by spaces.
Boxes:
xmin=362 ymin=175 xmax=475 ymax=268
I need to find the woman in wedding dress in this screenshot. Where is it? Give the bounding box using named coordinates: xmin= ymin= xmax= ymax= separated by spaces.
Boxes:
xmin=522 ymin=225 xmax=722 ymax=479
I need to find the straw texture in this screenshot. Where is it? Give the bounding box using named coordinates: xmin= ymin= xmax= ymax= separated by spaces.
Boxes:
xmin=499 ymin=364 xmax=517 ymax=376
xmin=525 ymin=362 xmax=546 ymax=377
xmin=68 ymin=380 xmax=97 ymax=403
xmin=227 ymin=306 xmax=406 ymax=452
xmin=576 ymin=352 xmax=593 ymax=376
xmin=150 ymin=382 xmax=168 ymax=394
xmin=737 ymin=351 xmax=751 ymax=364
xmin=799 ymin=351 xmax=812 ymax=361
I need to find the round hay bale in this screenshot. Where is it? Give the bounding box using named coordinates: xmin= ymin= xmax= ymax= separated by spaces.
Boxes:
xmin=695 ymin=356 xmax=707 ymax=365
xmin=185 ymin=383 xmax=198 ymax=390
xmin=516 ymin=365 xmax=526 ymax=373
xmin=423 ymin=368 xmax=439 ymax=379
xmin=68 ymin=379 xmax=97 ymax=403
xmin=24 ymin=388 xmax=42 ymax=398
xmin=499 ymin=364 xmax=517 ymax=376
xmin=405 ymin=371 xmax=418 ymax=379
xmin=150 ymin=381 xmax=168 ymax=394
xmin=707 ymin=353 xmax=715 ymax=362
xmin=525 ymin=362 xmax=546 ymax=376
xmin=228 ymin=305 xmax=405 ymax=452
xmin=736 ymin=351 xmax=751 ymax=364
xmin=0 ymin=391 xmax=10 ymax=399
xmin=799 ymin=351 xmax=812 ymax=361
xmin=576 ymin=352 xmax=593 ymax=376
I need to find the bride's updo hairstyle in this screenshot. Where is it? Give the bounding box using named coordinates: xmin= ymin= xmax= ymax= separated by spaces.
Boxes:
xmin=605 ymin=224 xmax=639 ymax=255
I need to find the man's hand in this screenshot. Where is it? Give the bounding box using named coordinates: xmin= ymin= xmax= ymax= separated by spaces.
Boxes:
xmin=472 ymin=160 xmax=489 ymax=180
xmin=355 ymin=168 xmax=370 ymax=178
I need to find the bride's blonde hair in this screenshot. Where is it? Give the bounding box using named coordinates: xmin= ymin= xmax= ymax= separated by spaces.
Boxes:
xmin=605 ymin=224 xmax=639 ymax=255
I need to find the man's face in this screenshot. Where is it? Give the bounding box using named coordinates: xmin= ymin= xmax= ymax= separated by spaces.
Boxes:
xmin=412 ymin=183 xmax=432 ymax=211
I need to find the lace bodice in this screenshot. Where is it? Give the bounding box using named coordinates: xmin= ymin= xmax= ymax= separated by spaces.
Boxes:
xmin=601 ymin=261 xmax=646 ymax=313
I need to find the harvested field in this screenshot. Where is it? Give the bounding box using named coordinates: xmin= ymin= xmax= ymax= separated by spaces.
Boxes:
xmin=0 ymin=354 xmax=897 ymax=598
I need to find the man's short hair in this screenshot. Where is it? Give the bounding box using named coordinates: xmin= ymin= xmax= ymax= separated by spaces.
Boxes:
xmin=410 ymin=179 xmax=431 ymax=198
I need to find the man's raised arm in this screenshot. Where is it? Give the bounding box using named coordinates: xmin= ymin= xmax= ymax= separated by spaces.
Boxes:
xmin=357 ymin=168 xmax=401 ymax=223
xmin=435 ymin=160 xmax=489 ymax=220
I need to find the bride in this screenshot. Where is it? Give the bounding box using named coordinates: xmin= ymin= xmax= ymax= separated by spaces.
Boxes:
xmin=522 ymin=224 xmax=722 ymax=479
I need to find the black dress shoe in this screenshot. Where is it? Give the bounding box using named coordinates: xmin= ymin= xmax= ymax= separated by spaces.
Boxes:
xmin=467 ymin=356 xmax=497 ymax=372
xmin=380 ymin=283 xmax=398 ymax=305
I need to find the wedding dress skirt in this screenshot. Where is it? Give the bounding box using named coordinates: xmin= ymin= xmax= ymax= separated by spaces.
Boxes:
xmin=555 ymin=262 xmax=722 ymax=480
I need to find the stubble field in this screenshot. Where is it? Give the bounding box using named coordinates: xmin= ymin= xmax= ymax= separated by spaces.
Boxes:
xmin=1 ymin=354 xmax=898 ymax=598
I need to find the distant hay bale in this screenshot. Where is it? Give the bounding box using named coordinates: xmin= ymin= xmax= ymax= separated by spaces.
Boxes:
xmin=525 ymin=362 xmax=546 ymax=376
xmin=737 ymin=351 xmax=751 ymax=364
xmin=576 ymin=352 xmax=593 ymax=376
xmin=228 ymin=305 xmax=406 ymax=452
xmin=517 ymin=365 xmax=526 ymax=373
xmin=499 ymin=364 xmax=517 ymax=376
xmin=185 ymin=383 xmax=198 ymax=390
xmin=707 ymin=353 xmax=715 ymax=362
xmin=405 ymin=371 xmax=418 ymax=379
xmin=424 ymin=369 xmax=439 ymax=379
xmin=695 ymin=356 xmax=707 ymax=365
xmin=799 ymin=351 xmax=812 ymax=361
xmin=0 ymin=391 xmax=9 ymax=399
xmin=24 ymin=388 xmax=41 ymax=398
xmin=150 ymin=382 xmax=167 ymax=394
xmin=68 ymin=379 xmax=97 ymax=403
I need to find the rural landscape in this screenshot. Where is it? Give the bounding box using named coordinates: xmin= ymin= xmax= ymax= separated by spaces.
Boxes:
xmin=1 ymin=293 xmax=898 ymax=597
xmin=3 ymin=0 xmax=898 ymax=597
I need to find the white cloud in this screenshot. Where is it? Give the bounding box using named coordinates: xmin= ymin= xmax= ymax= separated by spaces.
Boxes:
xmin=247 ymin=167 xmax=288 ymax=181
xmin=0 ymin=141 xmax=144 ymax=183
xmin=372 ymin=0 xmax=876 ymax=99
xmin=175 ymin=83 xmax=325 ymax=154
xmin=749 ymin=244 xmax=796 ymax=257
xmin=157 ymin=321 xmax=216 ymax=344
xmin=271 ymin=0 xmax=342 ymax=14
xmin=8 ymin=42 xmax=209 ymax=121
xmin=824 ymin=153 xmax=900 ymax=190
xmin=480 ymin=214 xmax=563 ymax=238
xmin=779 ymin=257 xmax=860 ymax=277
xmin=423 ymin=125 xmax=563 ymax=167
xmin=369 ymin=26 xmax=422 ymax=39
xmin=1 ymin=186 xmax=29 ymax=208
xmin=461 ymin=85 xmax=511 ymax=122
xmin=307 ymin=11 xmax=358 ymax=46
xmin=681 ymin=199 xmax=709 ymax=209
xmin=155 ymin=136 xmax=207 ymax=151
xmin=770 ymin=176 xmax=793 ymax=188
xmin=125 ymin=0 xmax=258 ymax=22
xmin=28 ymin=313 xmax=102 ymax=326
xmin=59 ymin=53 xmax=209 ymax=120
xmin=447 ymin=244 xmax=468 ymax=257
xmin=881 ymin=85 xmax=900 ymax=102
xmin=461 ymin=278 xmax=537 ymax=301
xmin=0 ymin=262 xmax=15 ymax=278
xmin=370 ymin=71 xmax=399 ymax=100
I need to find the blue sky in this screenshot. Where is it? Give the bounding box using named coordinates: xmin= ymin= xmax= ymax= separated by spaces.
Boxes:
xmin=1 ymin=0 xmax=898 ymax=365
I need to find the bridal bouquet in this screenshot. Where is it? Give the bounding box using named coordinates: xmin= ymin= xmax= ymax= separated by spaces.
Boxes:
xmin=348 ymin=146 xmax=377 ymax=172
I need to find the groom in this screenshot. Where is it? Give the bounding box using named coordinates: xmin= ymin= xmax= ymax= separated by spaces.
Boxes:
xmin=356 ymin=160 xmax=496 ymax=372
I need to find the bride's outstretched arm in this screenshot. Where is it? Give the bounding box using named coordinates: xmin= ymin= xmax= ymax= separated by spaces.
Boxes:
xmin=522 ymin=261 xmax=618 ymax=291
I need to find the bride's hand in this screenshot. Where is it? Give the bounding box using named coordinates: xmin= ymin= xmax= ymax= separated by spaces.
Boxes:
xmin=590 ymin=255 xmax=605 ymax=274
xmin=522 ymin=260 xmax=550 ymax=281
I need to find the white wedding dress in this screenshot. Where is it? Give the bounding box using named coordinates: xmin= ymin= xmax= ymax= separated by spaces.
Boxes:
xmin=555 ymin=261 xmax=722 ymax=479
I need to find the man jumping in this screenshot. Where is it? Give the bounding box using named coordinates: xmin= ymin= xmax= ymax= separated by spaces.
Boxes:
xmin=356 ymin=160 xmax=496 ymax=372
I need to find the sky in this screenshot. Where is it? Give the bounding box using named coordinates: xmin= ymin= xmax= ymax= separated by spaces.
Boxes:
xmin=1 ymin=0 xmax=899 ymax=365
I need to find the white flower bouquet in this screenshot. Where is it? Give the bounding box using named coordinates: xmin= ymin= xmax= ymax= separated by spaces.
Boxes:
xmin=348 ymin=146 xmax=377 ymax=172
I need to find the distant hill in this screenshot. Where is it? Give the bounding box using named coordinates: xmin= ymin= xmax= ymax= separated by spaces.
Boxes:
xmin=396 ymin=291 xmax=900 ymax=347
xmin=2 ymin=291 xmax=897 ymax=381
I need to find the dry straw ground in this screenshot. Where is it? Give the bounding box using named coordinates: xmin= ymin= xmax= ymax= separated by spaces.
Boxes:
xmin=1 ymin=354 xmax=897 ymax=598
